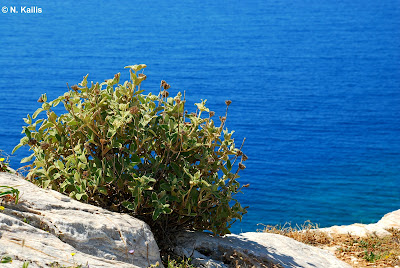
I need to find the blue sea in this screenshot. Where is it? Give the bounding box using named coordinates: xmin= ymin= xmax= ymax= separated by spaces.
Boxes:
xmin=0 ymin=1 xmax=399 ymax=234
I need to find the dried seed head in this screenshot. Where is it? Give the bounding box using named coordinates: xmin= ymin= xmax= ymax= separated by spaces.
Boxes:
xmin=243 ymin=184 xmax=250 ymax=188
xmin=129 ymin=106 xmax=139 ymax=114
xmin=163 ymin=83 xmax=170 ymax=90
xmin=138 ymin=73 xmax=147 ymax=80
xmin=208 ymin=157 xmax=215 ymax=164
xmin=161 ymin=90 xmax=169 ymax=98
xmin=239 ymin=162 xmax=246 ymax=170
xmin=225 ymin=100 xmax=232 ymax=106
xmin=236 ymin=150 xmax=243 ymax=156
xmin=28 ymin=139 xmax=37 ymax=146
xmin=176 ymin=98 xmax=181 ymax=104
xmin=209 ymin=111 xmax=215 ymax=117
xmin=114 ymin=73 xmax=120 ymax=80
xmin=37 ymin=96 xmax=44 ymax=103
xmin=71 ymin=85 xmax=79 ymax=91
xmin=160 ymin=80 xmax=166 ymax=86
xmin=220 ymin=116 xmax=226 ymax=123
xmin=242 ymin=154 xmax=248 ymax=161
xmin=40 ymin=142 xmax=50 ymax=150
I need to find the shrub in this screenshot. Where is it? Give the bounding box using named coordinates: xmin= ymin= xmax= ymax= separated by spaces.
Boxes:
xmin=13 ymin=65 xmax=248 ymax=237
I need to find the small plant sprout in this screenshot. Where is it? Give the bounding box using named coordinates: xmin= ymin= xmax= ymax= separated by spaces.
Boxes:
xmin=70 ymin=252 xmax=76 ymax=266
xmin=0 ymin=256 xmax=12 ymax=263
xmin=0 ymin=186 xmax=20 ymax=204
xmin=0 ymin=150 xmax=11 ymax=172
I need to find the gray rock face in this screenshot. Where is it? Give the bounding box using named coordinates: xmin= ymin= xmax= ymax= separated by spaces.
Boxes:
xmin=174 ymin=231 xmax=352 ymax=268
xmin=0 ymin=172 xmax=162 ymax=268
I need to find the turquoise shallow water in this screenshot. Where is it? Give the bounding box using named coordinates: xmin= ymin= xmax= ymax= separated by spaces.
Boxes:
xmin=0 ymin=0 xmax=399 ymax=233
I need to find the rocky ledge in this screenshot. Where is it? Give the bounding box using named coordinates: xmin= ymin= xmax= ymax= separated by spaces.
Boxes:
xmin=1 ymin=172 xmax=396 ymax=268
xmin=318 ymin=209 xmax=400 ymax=238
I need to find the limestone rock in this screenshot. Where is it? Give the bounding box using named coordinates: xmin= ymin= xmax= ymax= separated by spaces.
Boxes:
xmin=376 ymin=209 xmax=400 ymax=230
xmin=319 ymin=209 xmax=400 ymax=238
xmin=174 ymin=231 xmax=352 ymax=268
xmin=0 ymin=172 xmax=162 ymax=268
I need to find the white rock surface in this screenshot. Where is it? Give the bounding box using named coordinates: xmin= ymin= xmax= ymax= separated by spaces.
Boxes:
xmin=175 ymin=231 xmax=352 ymax=268
xmin=319 ymin=209 xmax=400 ymax=238
xmin=0 ymin=172 xmax=162 ymax=268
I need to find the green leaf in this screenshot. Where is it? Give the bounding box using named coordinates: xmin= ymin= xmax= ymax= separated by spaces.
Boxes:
xmin=78 ymin=154 xmax=87 ymax=164
xmin=39 ymin=121 xmax=54 ymax=131
xmin=12 ymin=143 xmax=23 ymax=154
xmin=134 ymin=89 xmax=145 ymax=95
xmin=68 ymin=119 xmax=80 ymax=126
xmin=97 ymin=187 xmax=108 ymax=195
xmin=48 ymin=111 xmax=57 ymax=123
xmin=74 ymin=172 xmax=81 ymax=183
xmin=79 ymin=74 xmax=89 ymax=87
xmin=227 ymin=160 xmax=232 ymax=172
xmin=43 ymin=179 xmax=51 ymax=189
xmin=152 ymin=208 xmax=162 ymax=220
xmin=160 ymin=182 xmax=171 ymax=191
xmin=122 ymin=201 xmax=135 ymax=210
xmin=32 ymin=108 xmax=44 ymax=119
xmin=140 ymin=114 xmax=152 ymax=127
xmin=129 ymin=70 xmax=137 ymax=84
xmin=138 ymin=95 xmax=145 ymax=104
xmin=75 ymin=193 xmax=87 ymax=201
xmin=163 ymin=207 xmax=172 ymax=214
xmin=130 ymin=154 xmax=141 ymax=163
xmin=21 ymin=153 xmax=35 ymax=163
xmin=124 ymin=64 xmax=147 ymax=72
xmin=23 ymin=114 xmax=32 ymax=124
xmin=54 ymin=160 xmax=65 ymax=170
xmin=24 ymin=128 xmax=32 ymax=140
xmin=51 ymin=96 xmax=63 ymax=107
xmin=195 ymin=99 xmax=209 ymax=112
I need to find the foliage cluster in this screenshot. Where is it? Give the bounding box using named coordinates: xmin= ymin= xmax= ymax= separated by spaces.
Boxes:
xmin=14 ymin=65 xmax=248 ymax=237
